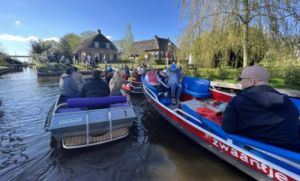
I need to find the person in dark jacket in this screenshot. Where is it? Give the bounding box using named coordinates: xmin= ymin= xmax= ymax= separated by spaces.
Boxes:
xmin=222 ymin=66 xmax=299 ymax=152
xmin=80 ymin=70 xmax=110 ymax=98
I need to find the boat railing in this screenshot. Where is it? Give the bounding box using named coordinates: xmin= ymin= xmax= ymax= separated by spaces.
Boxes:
xmin=173 ymin=108 xmax=205 ymax=125
xmin=86 ymin=111 xmax=90 ymax=144
xmin=52 ymin=103 xmax=67 ymax=116
xmin=143 ymin=85 xmax=158 ymax=100
xmin=210 ymin=84 xmax=216 ymax=90
xmin=108 ymin=110 xmax=113 ymax=139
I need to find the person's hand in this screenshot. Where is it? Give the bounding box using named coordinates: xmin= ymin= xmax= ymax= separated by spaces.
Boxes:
xmin=165 ymin=85 xmax=169 ymax=88
xmin=179 ymin=79 xmax=182 ymax=84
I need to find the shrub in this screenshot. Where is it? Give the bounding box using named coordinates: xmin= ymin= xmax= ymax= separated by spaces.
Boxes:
xmin=233 ymin=68 xmax=243 ymax=82
xmin=218 ymin=68 xmax=230 ymax=81
xmin=283 ymin=68 xmax=300 ymax=86
xmin=203 ymin=69 xmax=215 ymax=80
xmin=192 ymin=68 xmax=201 ymax=78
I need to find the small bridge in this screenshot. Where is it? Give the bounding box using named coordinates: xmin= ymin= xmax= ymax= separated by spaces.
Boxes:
xmin=0 ymin=55 xmax=45 ymax=68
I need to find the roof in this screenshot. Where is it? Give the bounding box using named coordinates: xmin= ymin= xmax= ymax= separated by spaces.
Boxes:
xmin=72 ymin=31 xmax=118 ymax=54
xmin=128 ymin=36 xmax=177 ymax=55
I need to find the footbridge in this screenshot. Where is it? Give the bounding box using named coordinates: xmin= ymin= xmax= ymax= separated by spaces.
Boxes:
xmin=0 ymin=55 xmax=45 ymax=68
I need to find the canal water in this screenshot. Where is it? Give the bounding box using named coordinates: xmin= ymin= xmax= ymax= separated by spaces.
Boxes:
xmin=0 ymin=68 xmax=254 ymax=181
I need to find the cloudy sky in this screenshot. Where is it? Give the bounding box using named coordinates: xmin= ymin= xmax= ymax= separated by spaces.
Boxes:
xmin=0 ymin=0 xmax=183 ymax=56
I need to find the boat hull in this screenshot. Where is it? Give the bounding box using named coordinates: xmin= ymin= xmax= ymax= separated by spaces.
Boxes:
xmin=143 ymin=87 xmax=299 ymax=181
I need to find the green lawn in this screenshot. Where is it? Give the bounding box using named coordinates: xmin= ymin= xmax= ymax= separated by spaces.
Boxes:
xmin=0 ymin=66 xmax=8 ymax=70
xmin=36 ymin=62 xmax=299 ymax=90
xmin=37 ymin=62 xmax=166 ymax=71
xmin=185 ymin=67 xmax=300 ymax=91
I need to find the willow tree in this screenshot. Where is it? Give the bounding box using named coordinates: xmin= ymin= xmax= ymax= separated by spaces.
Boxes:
xmin=123 ymin=22 xmax=135 ymax=65
xmin=178 ymin=0 xmax=300 ymax=67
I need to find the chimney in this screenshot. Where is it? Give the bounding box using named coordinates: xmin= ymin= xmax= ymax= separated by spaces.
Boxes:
xmin=155 ymin=35 xmax=157 ymax=39
xmin=167 ymin=37 xmax=169 ymax=41
xmin=98 ymin=29 xmax=101 ymax=34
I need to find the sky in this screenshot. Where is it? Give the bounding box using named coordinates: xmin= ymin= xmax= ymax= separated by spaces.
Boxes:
xmin=0 ymin=0 xmax=185 ymax=57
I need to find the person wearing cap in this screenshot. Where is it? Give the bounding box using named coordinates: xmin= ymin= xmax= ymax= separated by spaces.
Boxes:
xmin=80 ymin=70 xmax=110 ymax=98
xmin=59 ymin=68 xmax=80 ymax=98
xmin=160 ymin=64 xmax=184 ymax=105
xmin=72 ymin=67 xmax=86 ymax=87
xmin=145 ymin=66 xmax=168 ymax=93
xmin=107 ymin=64 xmax=113 ymax=72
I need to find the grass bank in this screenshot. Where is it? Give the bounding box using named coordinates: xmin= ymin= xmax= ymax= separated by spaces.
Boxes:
xmin=37 ymin=62 xmax=166 ymax=71
xmin=0 ymin=66 xmax=8 ymax=70
xmin=184 ymin=67 xmax=300 ymax=91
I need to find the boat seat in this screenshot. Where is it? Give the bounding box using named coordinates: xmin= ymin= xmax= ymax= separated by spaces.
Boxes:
xmin=56 ymin=107 xmax=85 ymax=114
xmin=160 ymin=87 xmax=170 ymax=92
xmin=109 ymin=103 xmax=130 ymax=108
xmin=159 ymin=97 xmax=171 ymax=106
xmin=67 ymin=96 xmax=127 ymax=108
xmin=182 ymin=76 xmax=212 ymax=98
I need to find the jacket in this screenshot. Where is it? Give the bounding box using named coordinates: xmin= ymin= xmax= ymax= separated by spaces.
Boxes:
xmin=166 ymin=68 xmax=183 ymax=84
xmin=80 ymin=78 xmax=110 ymax=98
xmin=59 ymin=73 xmax=79 ymax=96
xmin=222 ymin=85 xmax=299 ymax=152
xmin=72 ymin=72 xmax=86 ymax=84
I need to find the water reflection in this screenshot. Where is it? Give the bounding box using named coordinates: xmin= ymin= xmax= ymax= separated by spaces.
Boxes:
xmin=0 ymin=67 xmax=253 ymax=181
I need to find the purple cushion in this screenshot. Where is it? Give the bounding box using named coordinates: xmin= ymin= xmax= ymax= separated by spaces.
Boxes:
xmin=59 ymin=97 xmax=78 ymax=101
xmin=56 ymin=107 xmax=85 ymax=114
xmin=109 ymin=103 xmax=130 ymax=108
xmin=67 ymin=96 xmax=127 ymax=108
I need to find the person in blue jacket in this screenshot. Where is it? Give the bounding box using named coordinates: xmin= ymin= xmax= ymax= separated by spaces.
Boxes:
xmin=222 ymin=66 xmax=299 ymax=152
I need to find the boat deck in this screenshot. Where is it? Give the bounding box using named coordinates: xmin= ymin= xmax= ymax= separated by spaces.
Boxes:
xmin=63 ymin=127 xmax=129 ymax=147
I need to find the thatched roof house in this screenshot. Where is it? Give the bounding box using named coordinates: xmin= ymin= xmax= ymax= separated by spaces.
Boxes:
xmin=124 ymin=35 xmax=177 ymax=60
xmin=72 ymin=29 xmax=118 ymax=63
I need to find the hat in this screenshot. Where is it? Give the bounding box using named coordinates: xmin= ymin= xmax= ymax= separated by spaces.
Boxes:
xmin=66 ymin=67 xmax=73 ymax=75
xmin=108 ymin=64 xmax=111 ymax=67
xmin=170 ymin=64 xmax=177 ymax=71
xmin=137 ymin=67 xmax=141 ymax=71
xmin=147 ymin=66 xmax=154 ymax=70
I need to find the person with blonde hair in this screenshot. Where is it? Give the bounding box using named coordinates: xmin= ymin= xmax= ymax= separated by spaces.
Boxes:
xmin=109 ymin=70 xmax=128 ymax=96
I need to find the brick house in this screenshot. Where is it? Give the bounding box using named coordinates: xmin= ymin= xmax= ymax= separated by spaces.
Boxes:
xmin=72 ymin=29 xmax=118 ymax=63
xmin=123 ymin=35 xmax=178 ymax=60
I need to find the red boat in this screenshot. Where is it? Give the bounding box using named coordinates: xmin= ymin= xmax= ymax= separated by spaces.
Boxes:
xmin=141 ymin=75 xmax=300 ymax=181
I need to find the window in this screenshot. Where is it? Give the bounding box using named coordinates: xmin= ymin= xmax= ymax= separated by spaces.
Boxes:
xmin=95 ymin=42 xmax=99 ymax=48
xmin=110 ymin=54 xmax=113 ymax=60
xmin=106 ymin=43 xmax=110 ymax=49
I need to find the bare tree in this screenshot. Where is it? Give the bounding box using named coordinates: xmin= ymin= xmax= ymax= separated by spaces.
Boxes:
xmin=123 ymin=22 xmax=135 ymax=65
xmin=178 ymin=0 xmax=300 ymax=67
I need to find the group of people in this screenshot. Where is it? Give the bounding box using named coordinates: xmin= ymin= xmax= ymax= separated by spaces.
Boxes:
xmin=59 ymin=65 xmax=131 ymax=99
xmin=45 ymin=51 xmax=59 ymax=63
xmin=58 ymin=63 xmax=299 ymax=152
xmin=81 ymin=54 xmax=98 ymax=68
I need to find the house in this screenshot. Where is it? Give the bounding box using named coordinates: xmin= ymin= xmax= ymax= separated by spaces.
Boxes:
xmin=72 ymin=29 xmax=118 ymax=63
xmin=124 ymin=35 xmax=177 ymax=60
